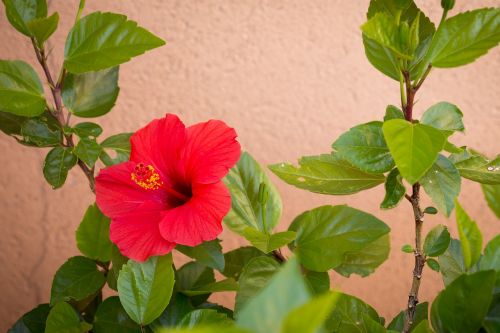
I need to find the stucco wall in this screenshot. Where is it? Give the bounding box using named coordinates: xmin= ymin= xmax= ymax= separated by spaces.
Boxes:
xmin=1 ymin=0 xmax=499 ymax=330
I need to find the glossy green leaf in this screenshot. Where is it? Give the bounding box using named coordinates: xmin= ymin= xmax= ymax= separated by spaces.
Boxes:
xmin=72 ymin=122 xmax=103 ymax=138
xmin=74 ymin=137 xmax=101 ymax=167
xmin=93 ymin=296 xmax=141 ymax=333
xmin=241 ymin=229 xmax=296 ymax=253
xmin=453 ymin=153 xmax=500 ymax=184
xmin=380 ymin=168 xmax=406 ymax=209
xmin=332 ymin=121 xmax=394 ymax=173
xmin=100 ymin=132 xmax=133 ymax=166
xmin=384 ymin=105 xmax=404 ymax=121
xmin=107 ymin=245 xmax=128 ymax=291
xmin=45 ymin=302 xmax=92 ymax=333
xmin=304 ymin=270 xmax=330 ymax=295
xmin=62 ymin=67 xmax=119 ymax=117
xmin=420 ymin=102 xmax=464 ymax=134
xmin=281 ymin=292 xmax=338 ymax=333
xmin=20 ymin=118 xmax=61 ymax=147
xmin=456 ymin=201 xmax=483 ymax=269
xmin=431 ymin=270 xmax=496 ymax=333
xmin=402 ymin=244 xmax=413 ymax=253
xmin=289 ymin=205 xmax=390 ymax=272
xmin=412 ymin=320 xmax=433 ymax=333
xmin=179 ymin=309 xmax=232 ymax=328
xmin=157 ymin=327 xmax=249 ymax=333
xmin=438 ymin=239 xmax=467 ymax=286
xmin=383 ymin=119 xmax=446 ymax=184
xmin=427 ymin=258 xmax=440 ymax=272
xmin=325 ymin=292 xmax=380 ymax=332
xmin=362 ymin=34 xmax=400 ymax=81
xmin=27 ymin=12 xmax=59 ymax=47
xmin=8 ymin=303 xmax=49 ymax=333
xmin=50 ymin=256 xmax=106 ymax=305
xmin=176 ymin=262 xmax=215 ymax=293
xmin=236 ymin=257 xmax=310 ymax=333
xmin=221 ymin=247 xmax=265 ymax=280
xmin=118 ymin=254 xmax=175 ymax=325
xmin=43 ymin=147 xmax=77 ymax=189
xmin=75 ymin=203 xmax=112 ymax=262
xmin=181 ymin=278 xmax=238 ymax=297
xmin=149 ymin=293 xmax=194 ymax=330
xmin=421 ymin=155 xmax=461 ymax=217
xmin=425 ymin=8 xmax=500 ymax=68
xmin=0 ymin=60 xmax=45 ymax=117
xmin=270 ymin=154 xmax=385 ymax=195
xmin=0 ymin=111 xmax=26 ymax=136
xmin=424 ymin=225 xmax=450 ymax=257
xmin=224 ymin=152 xmax=282 ymax=235
xmin=387 ymin=302 xmax=428 ymax=332
xmin=480 ymin=235 xmax=500 ymax=272
xmin=235 ymin=256 xmax=280 ymax=313
xmin=424 ymin=206 xmax=438 ymax=214
xmin=177 ymin=240 xmax=225 ymax=271
xmin=482 ymin=184 xmax=500 ymax=218
xmin=2 ymin=0 xmax=47 ymax=36
xmin=64 ymin=12 xmax=165 ymax=73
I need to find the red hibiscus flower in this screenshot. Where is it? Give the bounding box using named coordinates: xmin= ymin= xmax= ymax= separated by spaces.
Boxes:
xmin=95 ymin=114 xmax=240 ymax=261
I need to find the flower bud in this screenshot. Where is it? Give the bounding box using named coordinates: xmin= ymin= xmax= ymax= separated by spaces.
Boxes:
xmin=441 ymin=0 xmax=455 ymax=10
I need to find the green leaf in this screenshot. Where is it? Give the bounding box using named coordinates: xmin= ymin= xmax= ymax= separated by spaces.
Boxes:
xmin=224 ymin=152 xmax=282 ymax=235
xmin=456 ymin=201 xmax=483 ymax=269
xmin=420 ymin=102 xmax=464 ymax=134
xmin=281 ymin=292 xmax=338 ymax=333
xmin=117 ymin=254 xmax=175 ymax=325
xmin=427 ymin=258 xmax=440 ymax=272
xmin=421 ymin=155 xmax=461 ymax=217
xmin=325 ymin=292 xmax=380 ymax=332
xmin=27 ymin=12 xmax=59 ymax=47
xmin=0 ymin=111 xmax=27 ymax=136
xmin=387 ymin=302 xmax=428 ymax=332
xmin=2 ymin=0 xmax=47 ymax=36
xmin=401 ymin=244 xmax=413 ymax=253
xmin=176 ymin=262 xmax=215 ymax=292
xmin=241 ymin=229 xmax=296 ymax=254
xmin=72 ymin=122 xmax=103 ymax=138
xmin=332 ymin=121 xmax=394 ymax=173
xmin=62 ymin=67 xmax=119 ymax=117
xmin=383 ymin=119 xmax=446 ymax=184
xmin=93 ymin=296 xmax=141 ymax=333
xmin=482 ymin=184 xmax=500 ymax=218
xmin=425 ymin=8 xmax=500 ymax=68
xmin=177 ymin=240 xmax=225 ymax=271
xmin=235 ymin=256 xmax=280 ymax=313
xmin=362 ymin=34 xmax=400 ymax=81
xmin=236 ymin=257 xmax=310 ymax=333
xmin=453 ymin=153 xmax=500 ymax=184
xmin=107 ymin=245 xmax=128 ymax=291
xmin=43 ymin=147 xmax=77 ymax=189
xmin=45 ymin=302 xmax=92 ymax=333
xmin=411 ymin=320 xmax=434 ymax=333
xmin=334 ymin=233 xmax=390 ymax=278
xmin=181 ymin=278 xmax=238 ymax=297
xmin=289 ymin=205 xmax=390 ymax=272
xmin=157 ymin=327 xmax=250 ymax=333
xmin=99 ymin=132 xmax=133 ymax=166
xmin=380 ymin=168 xmax=406 ymax=209
xmin=424 ymin=225 xmax=450 ymax=257
xmin=480 ymin=235 xmax=500 ymax=272
xmin=21 ymin=118 xmax=61 ymax=147
xmin=179 ymin=309 xmax=232 ymax=328
xmin=0 ymin=60 xmax=45 ymax=117
xmin=221 ymin=247 xmax=265 ymax=280
xmin=303 ymin=270 xmax=330 ymax=295
xmin=424 ymin=206 xmax=438 ymax=214
xmin=74 ymin=137 xmax=102 ymax=167
xmin=384 ymin=105 xmax=404 ymax=121
xmin=149 ymin=293 xmax=194 ymax=330
xmin=75 ymin=203 xmax=112 ymax=262
xmin=431 ymin=270 xmax=496 ymax=333
xmin=64 ymin=12 xmax=165 ymax=73
xmin=8 ymin=303 xmax=50 ymax=333
xmin=269 ymin=154 xmax=385 ymax=195
xmin=50 ymin=256 xmax=106 ymax=305
xmin=438 ymin=239 xmax=467 ymax=286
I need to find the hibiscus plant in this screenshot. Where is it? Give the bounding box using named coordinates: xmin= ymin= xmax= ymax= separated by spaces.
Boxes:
xmin=1 ymin=0 xmax=500 ymax=332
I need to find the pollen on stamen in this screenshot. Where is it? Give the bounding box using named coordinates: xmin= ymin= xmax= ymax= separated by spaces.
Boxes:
xmin=131 ymin=163 xmax=163 ymax=190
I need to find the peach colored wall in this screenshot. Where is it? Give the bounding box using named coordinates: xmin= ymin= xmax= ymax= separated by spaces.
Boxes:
xmin=1 ymin=0 xmax=499 ymax=330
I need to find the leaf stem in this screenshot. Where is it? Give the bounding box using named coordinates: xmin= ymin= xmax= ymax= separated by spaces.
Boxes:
xmin=74 ymin=0 xmax=86 ymax=24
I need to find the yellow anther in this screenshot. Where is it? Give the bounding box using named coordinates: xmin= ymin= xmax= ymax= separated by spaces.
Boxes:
xmin=131 ymin=163 xmax=163 ymax=190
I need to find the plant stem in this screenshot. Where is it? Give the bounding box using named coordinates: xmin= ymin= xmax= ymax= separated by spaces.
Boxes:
xmin=30 ymin=38 xmax=96 ymax=192
xmin=74 ymin=0 xmax=86 ymax=24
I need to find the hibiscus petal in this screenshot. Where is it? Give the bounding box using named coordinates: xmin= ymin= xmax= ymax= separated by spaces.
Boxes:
xmin=184 ymin=120 xmax=241 ymax=184
xmin=95 ymin=161 xmax=165 ymax=218
xmin=110 ymin=202 xmax=176 ymax=262
xmin=159 ymin=181 xmax=231 ymax=246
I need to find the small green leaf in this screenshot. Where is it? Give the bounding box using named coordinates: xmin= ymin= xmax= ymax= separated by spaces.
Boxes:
xmin=64 ymin=12 xmax=165 ymax=73
xmin=241 ymin=229 xmax=296 ymax=254
xmin=424 ymin=225 xmax=450 ymax=257
xmin=479 ymin=235 xmax=500 ymax=272
xmin=7 ymin=303 xmax=50 ymax=333
xmin=177 ymin=240 xmax=225 ymax=271
xmin=0 ymin=60 xmax=45 ymax=117
xmin=93 ymin=296 xmax=141 ymax=333
xmin=453 ymin=153 xmax=500 ymax=184
xmin=431 ymin=270 xmax=496 ymax=333
xmin=401 ymin=244 xmax=414 ymax=253
xmin=482 ymin=184 xmax=500 ymax=218
xmin=176 ymin=262 xmax=215 ymax=295
xmin=100 ymin=132 xmax=133 ymax=166
xmin=383 ymin=119 xmax=446 ymax=184
xmin=411 ymin=320 xmax=434 ymax=333
xmin=72 ymin=122 xmax=103 ymax=138
xmin=0 ymin=111 xmax=26 ymax=136
xmin=27 ymin=12 xmax=59 ymax=47
xmin=325 ymin=292 xmax=380 ymax=332
xmin=62 ymin=67 xmax=119 ymax=117
xmin=117 ymin=254 xmax=175 ymax=325
xmin=181 ymin=278 xmax=238 ymax=297
xmin=443 ymin=141 xmax=464 ymax=154
xmin=21 ymin=118 xmax=61 ymax=147
xmin=420 ymin=102 xmax=464 ymax=134
xmin=424 ymin=206 xmax=438 ymax=214
xmin=427 ymin=258 xmax=440 ymax=272
xmin=304 ymin=270 xmax=330 ymax=295
xmin=75 ymin=203 xmax=112 ymax=262
xmin=289 ymin=205 xmax=390 ymax=272
xmin=384 ymin=105 xmax=404 ymax=121
xmin=455 ymin=201 xmax=483 ymax=269
xmin=45 ymin=302 xmax=92 ymax=333
xmin=157 ymin=327 xmax=249 ymax=333
xmin=43 ymin=147 xmax=77 ymax=189
xmin=438 ymin=238 xmax=467 ymax=286
xmin=2 ymin=0 xmax=47 ymax=36
xmin=74 ymin=137 xmax=102 ymax=167
xmin=332 ymin=121 xmax=394 ymax=173
xmin=380 ymin=168 xmax=406 ymax=209
xmin=50 ymin=256 xmax=106 ymax=305
xmin=148 ymin=293 xmax=194 ymax=330
xmin=179 ymin=309 xmax=232 ymax=328
xmin=221 ymin=247 xmax=265 ymax=280
xmin=387 ymin=302 xmax=428 ymax=332
xmin=270 ymin=154 xmax=385 ymax=195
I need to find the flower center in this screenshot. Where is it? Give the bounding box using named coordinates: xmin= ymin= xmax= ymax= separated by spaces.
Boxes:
xmin=131 ymin=163 xmax=163 ymax=190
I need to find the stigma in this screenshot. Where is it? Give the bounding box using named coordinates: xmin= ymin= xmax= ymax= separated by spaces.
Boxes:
xmin=131 ymin=163 xmax=163 ymax=190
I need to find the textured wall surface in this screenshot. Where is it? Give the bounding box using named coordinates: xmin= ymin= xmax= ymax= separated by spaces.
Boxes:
xmin=1 ymin=0 xmax=499 ymax=330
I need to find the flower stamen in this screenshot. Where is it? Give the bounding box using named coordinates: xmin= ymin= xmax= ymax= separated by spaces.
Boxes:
xmin=131 ymin=163 xmax=163 ymax=190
